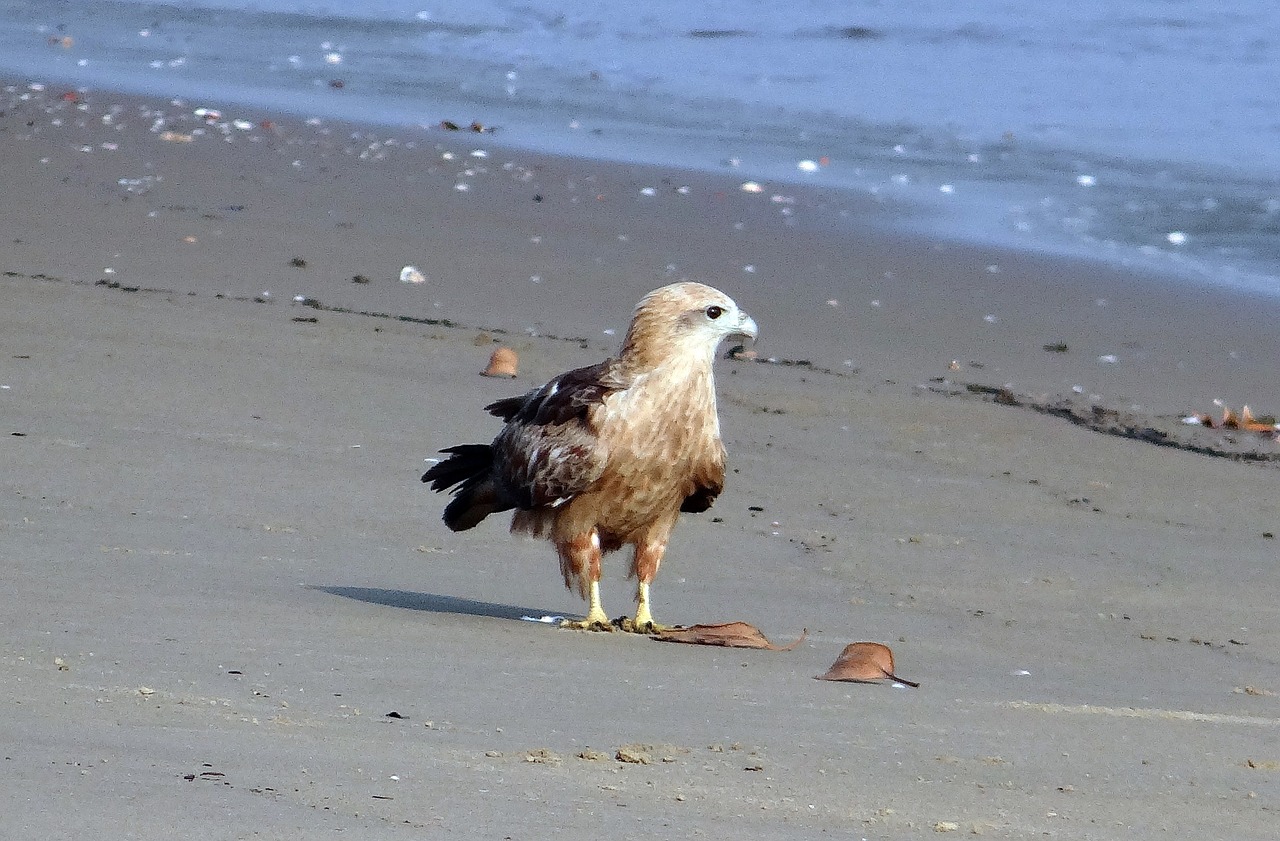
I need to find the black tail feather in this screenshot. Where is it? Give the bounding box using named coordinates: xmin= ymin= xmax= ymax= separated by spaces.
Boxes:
xmin=422 ymin=444 xmax=492 ymax=491
xmin=422 ymin=444 xmax=508 ymax=531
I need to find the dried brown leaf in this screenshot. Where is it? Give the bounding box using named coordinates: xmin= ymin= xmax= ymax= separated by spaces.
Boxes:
xmin=652 ymin=621 xmax=807 ymax=651
xmin=815 ymin=642 xmax=920 ymax=687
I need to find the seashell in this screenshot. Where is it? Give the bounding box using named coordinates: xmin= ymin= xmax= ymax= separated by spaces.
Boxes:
xmin=1198 ymin=405 xmax=1276 ymax=434
xmin=481 ymin=347 xmax=518 ymax=378
xmin=1239 ymin=405 xmax=1278 ymax=433
xmin=815 ymin=642 xmax=919 ymax=687
xmin=399 ymin=265 xmax=426 ymax=284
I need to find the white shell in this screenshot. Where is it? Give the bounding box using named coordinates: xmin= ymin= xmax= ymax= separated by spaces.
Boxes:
xmin=400 ymin=265 xmax=427 ymax=284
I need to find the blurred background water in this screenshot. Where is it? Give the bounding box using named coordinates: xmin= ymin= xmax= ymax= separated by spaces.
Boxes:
xmin=3 ymin=0 xmax=1278 ymax=294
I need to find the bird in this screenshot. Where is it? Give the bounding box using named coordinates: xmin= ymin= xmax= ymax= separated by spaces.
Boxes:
xmin=422 ymin=282 xmax=758 ymax=632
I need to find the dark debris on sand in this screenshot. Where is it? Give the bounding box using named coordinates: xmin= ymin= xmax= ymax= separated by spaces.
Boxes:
xmin=947 ymin=381 xmax=1280 ymax=465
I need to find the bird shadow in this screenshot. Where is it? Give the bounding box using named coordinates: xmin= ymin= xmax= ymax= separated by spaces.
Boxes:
xmin=312 ymin=585 xmax=566 ymax=623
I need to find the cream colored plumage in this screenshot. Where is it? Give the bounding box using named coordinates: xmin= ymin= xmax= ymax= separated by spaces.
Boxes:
xmin=423 ymin=282 xmax=757 ymax=631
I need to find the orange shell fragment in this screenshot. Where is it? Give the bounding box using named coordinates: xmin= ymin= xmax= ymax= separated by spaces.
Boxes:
xmin=815 ymin=642 xmax=919 ymax=687
xmin=1239 ymin=405 xmax=1277 ymax=433
xmin=1194 ymin=405 xmax=1277 ymax=436
xmin=481 ymin=347 xmax=518 ymax=378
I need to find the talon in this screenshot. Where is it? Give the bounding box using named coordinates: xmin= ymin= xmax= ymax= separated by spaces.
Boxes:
xmin=560 ymin=617 xmax=615 ymax=632
xmin=618 ymin=617 xmax=667 ymax=635
xmin=624 ymin=580 xmax=667 ymax=634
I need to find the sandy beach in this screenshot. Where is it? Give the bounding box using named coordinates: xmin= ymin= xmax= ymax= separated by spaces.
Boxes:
xmin=3 ymin=83 xmax=1278 ymax=839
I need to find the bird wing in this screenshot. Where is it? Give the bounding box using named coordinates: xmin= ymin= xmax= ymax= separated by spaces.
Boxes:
xmin=487 ymin=360 xmax=626 ymax=509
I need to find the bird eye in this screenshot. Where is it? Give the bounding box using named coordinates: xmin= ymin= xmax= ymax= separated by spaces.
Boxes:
xmin=705 ymin=305 xmax=723 ymax=320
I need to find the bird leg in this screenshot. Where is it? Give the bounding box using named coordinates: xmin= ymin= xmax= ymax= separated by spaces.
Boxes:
xmin=620 ymin=540 xmax=670 ymax=634
xmin=558 ymin=531 xmax=613 ymax=631
xmin=619 ymin=581 xmax=665 ymax=634
xmin=561 ymin=580 xmax=613 ymax=631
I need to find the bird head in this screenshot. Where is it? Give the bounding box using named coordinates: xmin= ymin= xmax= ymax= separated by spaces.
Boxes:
xmin=621 ymin=282 xmax=758 ymax=370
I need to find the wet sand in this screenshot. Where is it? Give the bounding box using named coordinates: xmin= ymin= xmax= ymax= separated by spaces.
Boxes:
xmin=3 ymin=82 xmax=1278 ymax=839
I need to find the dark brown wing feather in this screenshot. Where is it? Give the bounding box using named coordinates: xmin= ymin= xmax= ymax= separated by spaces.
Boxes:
xmin=483 ymin=394 xmax=528 ymax=423
xmin=680 ymin=478 xmax=723 ymax=513
xmin=490 ymin=360 xmax=628 ymax=509
xmin=486 ymin=361 xmax=620 ymax=426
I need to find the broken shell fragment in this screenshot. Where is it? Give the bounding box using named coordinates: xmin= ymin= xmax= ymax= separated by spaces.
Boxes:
xmin=481 ymin=347 xmax=519 ymax=378
xmin=1239 ymin=405 xmax=1278 ymax=432
xmin=1201 ymin=404 xmax=1279 ymax=434
xmin=399 ymin=265 xmax=426 ymax=284
xmin=815 ymin=642 xmax=919 ymax=687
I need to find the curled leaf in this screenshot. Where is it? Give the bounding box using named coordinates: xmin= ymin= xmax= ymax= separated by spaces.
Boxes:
xmin=652 ymin=621 xmax=807 ymax=651
xmin=815 ymin=642 xmax=919 ymax=687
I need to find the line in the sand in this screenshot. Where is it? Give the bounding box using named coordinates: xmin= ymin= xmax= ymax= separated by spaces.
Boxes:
xmin=1001 ymin=700 xmax=1280 ymax=728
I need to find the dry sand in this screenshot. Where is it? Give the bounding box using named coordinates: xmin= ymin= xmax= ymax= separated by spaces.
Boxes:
xmin=3 ymin=82 xmax=1279 ymax=839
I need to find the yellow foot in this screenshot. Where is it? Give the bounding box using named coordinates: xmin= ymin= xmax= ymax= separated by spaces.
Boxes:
xmin=617 ymin=581 xmax=667 ymax=634
xmin=560 ymin=582 xmax=613 ymax=631
xmin=617 ymin=616 xmax=669 ymax=635
xmin=560 ymin=607 xmax=614 ymax=632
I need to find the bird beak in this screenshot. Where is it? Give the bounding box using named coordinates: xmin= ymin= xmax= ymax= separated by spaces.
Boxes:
xmin=732 ymin=312 xmax=759 ymax=343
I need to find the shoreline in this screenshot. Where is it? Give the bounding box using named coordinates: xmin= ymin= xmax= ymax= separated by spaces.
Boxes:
xmin=8 ymin=47 xmax=1278 ymax=301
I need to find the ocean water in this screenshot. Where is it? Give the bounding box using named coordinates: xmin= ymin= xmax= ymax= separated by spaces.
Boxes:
xmin=2 ymin=0 xmax=1278 ymax=295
